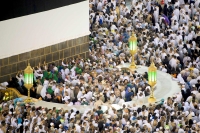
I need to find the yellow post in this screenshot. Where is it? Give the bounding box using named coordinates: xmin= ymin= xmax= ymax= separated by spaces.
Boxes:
xmin=129 ymin=33 xmax=137 ymax=70
xmin=148 ymin=62 xmax=157 ymax=103
xmin=24 ymin=63 xmax=33 ymax=103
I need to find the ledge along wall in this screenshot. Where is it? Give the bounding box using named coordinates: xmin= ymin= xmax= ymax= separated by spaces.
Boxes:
xmin=0 ymin=1 xmax=90 ymax=83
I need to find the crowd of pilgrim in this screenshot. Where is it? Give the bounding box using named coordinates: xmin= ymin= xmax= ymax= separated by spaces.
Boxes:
xmin=1 ymin=0 xmax=200 ymax=132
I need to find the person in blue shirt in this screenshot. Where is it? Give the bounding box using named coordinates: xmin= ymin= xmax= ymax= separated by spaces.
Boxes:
xmin=125 ymin=87 xmax=134 ymax=102
xmin=122 ymin=29 xmax=130 ymax=43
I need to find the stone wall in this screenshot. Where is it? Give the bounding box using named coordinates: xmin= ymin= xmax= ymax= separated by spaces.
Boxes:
xmin=0 ymin=35 xmax=89 ymax=82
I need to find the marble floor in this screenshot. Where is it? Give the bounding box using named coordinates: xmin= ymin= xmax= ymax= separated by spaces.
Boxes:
xmin=23 ymin=65 xmax=180 ymax=113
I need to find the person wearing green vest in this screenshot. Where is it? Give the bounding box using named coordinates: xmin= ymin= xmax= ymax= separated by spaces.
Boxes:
xmin=53 ymin=74 xmax=58 ymax=83
xmin=47 ymin=86 xmax=54 ymax=96
xmin=75 ymin=65 xmax=83 ymax=75
xmin=48 ymin=72 xmax=53 ymax=79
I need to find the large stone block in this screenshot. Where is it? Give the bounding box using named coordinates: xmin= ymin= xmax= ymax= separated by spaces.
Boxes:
xmin=58 ymin=42 xmax=68 ymax=50
xmin=11 ymin=64 xmax=17 ymax=74
xmin=86 ymin=51 xmax=89 ymax=58
xmin=58 ymin=42 xmax=63 ymax=50
xmin=4 ymin=58 xmax=9 ymax=66
xmin=81 ymin=43 xmax=89 ymax=53
xmin=75 ymin=45 xmax=80 ymax=55
xmin=86 ymin=35 xmax=89 ymax=42
xmin=53 ymin=52 xmax=59 ymax=61
xmin=62 ymin=41 xmax=68 ymax=49
xmin=0 ymin=58 xmax=9 ymax=66
xmin=83 ymin=35 xmax=89 ymax=43
xmin=68 ymin=40 xmax=73 ymax=48
xmin=80 ymin=53 xmax=85 ymax=59
xmin=54 ymin=60 xmax=59 ymax=66
xmin=29 ymin=58 xmax=35 ymax=68
xmin=46 ymin=54 xmax=52 ymax=63
xmin=71 ymin=47 xmax=75 ymax=56
xmin=73 ymin=39 xmax=77 ymax=46
xmin=64 ymin=49 xmax=71 ymax=58
xmin=59 ymin=51 xmax=63 ymax=60
xmin=1 ymin=65 xmax=11 ymax=75
xmin=17 ymin=61 xmax=27 ymax=71
xmin=0 ymin=75 xmax=10 ymax=83
xmin=58 ymin=60 xmax=62 ymax=66
xmin=79 ymin=37 xmax=85 ymax=44
xmin=31 ymin=48 xmax=44 ymax=58
xmin=0 ymin=59 xmax=2 ymax=67
xmin=44 ymin=46 xmax=51 ymax=54
xmin=40 ymin=55 xmax=46 ymax=63
xmin=10 ymin=72 xmax=17 ymax=79
xmin=9 ymin=55 xmax=18 ymax=64
xmin=51 ymin=44 xmax=58 ymax=52
xmin=19 ymin=52 xmax=31 ymax=62
xmin=35 ymin=57 xmax=40 ymax=67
